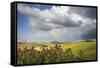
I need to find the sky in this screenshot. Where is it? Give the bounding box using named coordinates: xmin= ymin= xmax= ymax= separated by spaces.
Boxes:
xmin=17 ymin=3 xmax=97 ymax=42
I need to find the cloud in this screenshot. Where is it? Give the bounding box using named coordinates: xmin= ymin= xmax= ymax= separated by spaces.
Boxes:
xmin=17 ymin=4 xmax=83 ymax=31
xmin=17 ymin=4 xmax=97 ymax=41
xmin=69 ymin=7 xmax=97 ymax=19
xmin=81 ymin=28 xmax=96 ymax=40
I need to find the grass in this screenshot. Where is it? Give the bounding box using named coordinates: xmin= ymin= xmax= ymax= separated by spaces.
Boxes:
xmin=17 ymin=41 xmax=96 ymax=65
xmin=62 ymin=42 xmax=96 ymax=60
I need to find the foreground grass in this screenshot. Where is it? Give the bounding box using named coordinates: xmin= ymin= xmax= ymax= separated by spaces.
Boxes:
xmin=17 ymin=41 xmax=96 ymax=65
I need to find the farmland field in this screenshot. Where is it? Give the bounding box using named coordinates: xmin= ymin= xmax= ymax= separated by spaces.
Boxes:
xmin=17 ymin=41 xmax=96 ymax=65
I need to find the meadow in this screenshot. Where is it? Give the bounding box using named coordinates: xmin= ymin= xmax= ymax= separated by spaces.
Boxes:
xmin=17 ymin=41 xmax=96 ymax=65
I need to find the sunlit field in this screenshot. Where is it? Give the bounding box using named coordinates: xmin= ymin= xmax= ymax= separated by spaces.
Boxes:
xmin=17 ymin=41 xmax=96 ymax=65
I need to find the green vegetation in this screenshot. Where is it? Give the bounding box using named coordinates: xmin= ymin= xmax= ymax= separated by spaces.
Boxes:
xmin=17 ymin=41 xmax=96 ymax=65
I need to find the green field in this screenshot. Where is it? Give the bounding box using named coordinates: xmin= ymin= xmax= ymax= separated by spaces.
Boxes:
xmin=62 ymin=42 xmax=96 ymax=60
xmin=17 ymin=41 xmax=96 ymax=65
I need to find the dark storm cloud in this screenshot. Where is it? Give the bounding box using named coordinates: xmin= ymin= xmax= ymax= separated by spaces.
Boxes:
xmin=35 ymin=18 xmax=83 ymax=31
xmin=51 ymin=17 xmax=83 ymax=28
xmin=69 ymin=7 xmax=97 ymax=19
xmin=35 ymin=23 xmax=52 ymax=31
xmin=82 ymin=28 xmax=96 ymax=40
